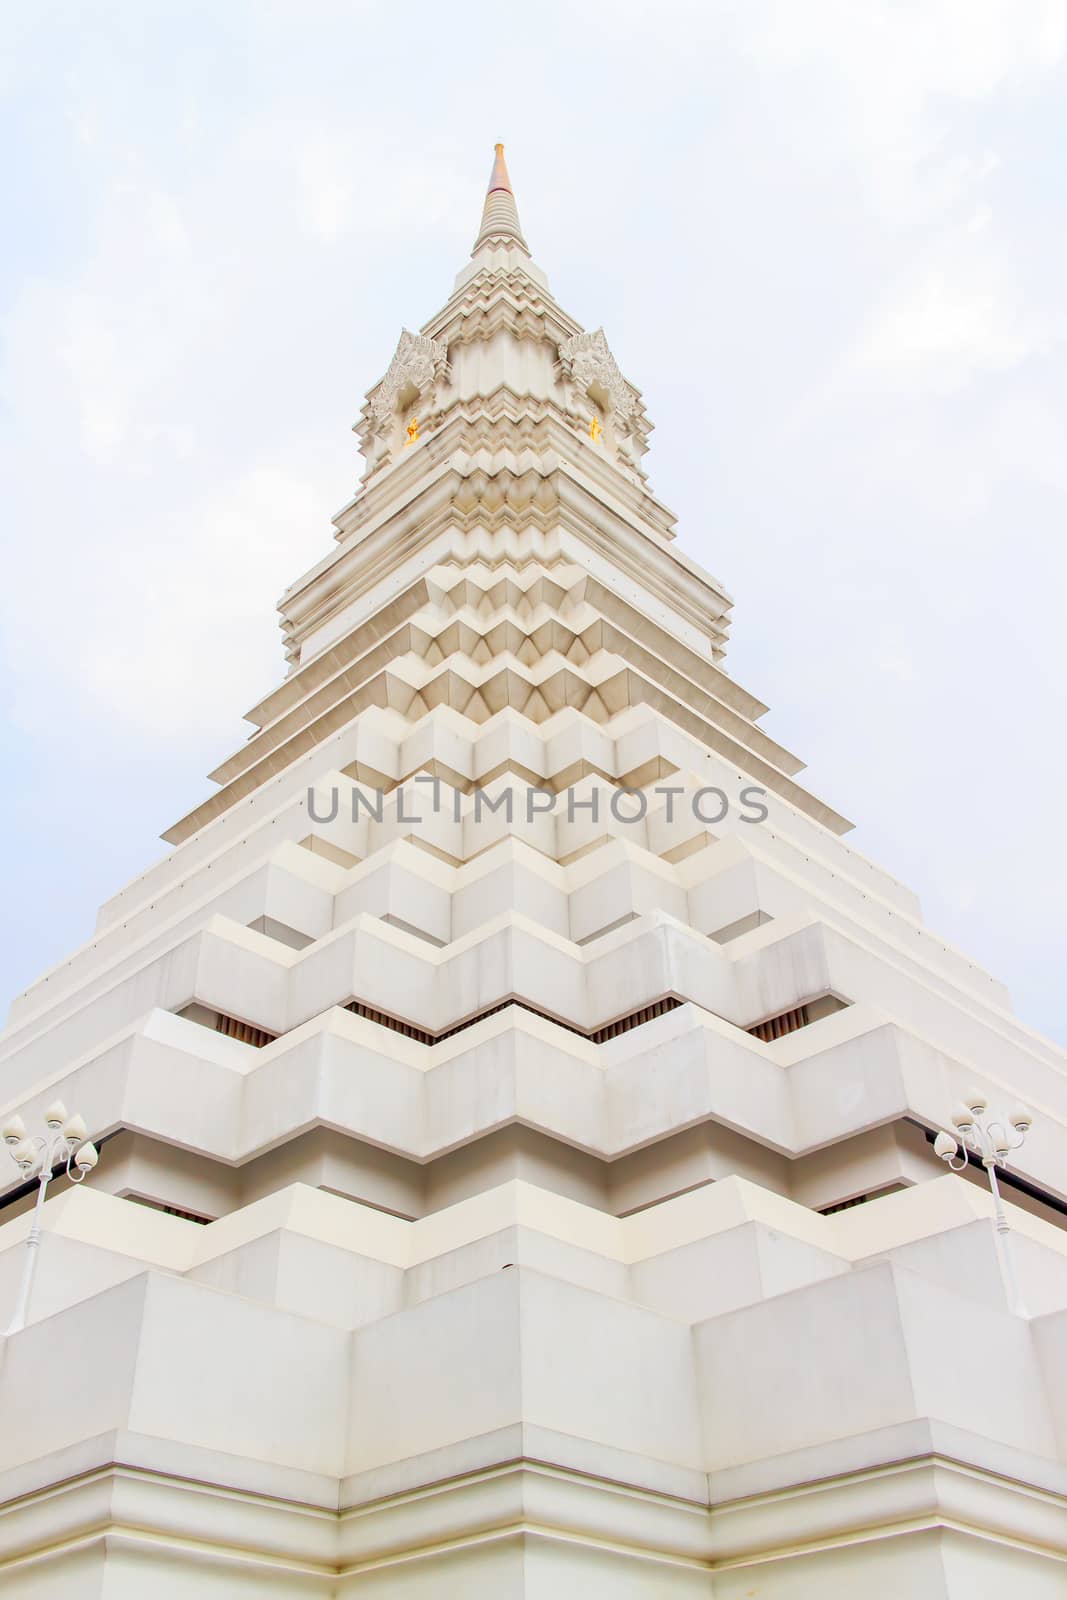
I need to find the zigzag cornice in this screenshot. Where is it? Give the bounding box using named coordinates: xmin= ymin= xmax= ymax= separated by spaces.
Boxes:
xmin=2 ymin=976 xmax=1065 ymax=1202
xmin=215 ymin=608 xmax=798 ymax=792
xmin=426 ymin=294 xmax=578 ymax=354
xmin=372 ymin=397 xmax=654 ymax=498
xmin=422 ymin=267 xmax=583 ymax=348
xmin=404 ymin=326 xmax=655 ymax=487
xmin=7 ymin=830 xmax=689 ymax=1037
xmin=354 ymin=386 xmax=569 ymax=495
xmin=336 ymin=406 xmax=676 ymax=551
xmin=352 ymin=267 xmax=593 ymax=472
xmin=16 ymin=793 xmax=995 ymax=1040
xmin=13 ymin=1173 xmax=1057 ymax=1290
xmin=412 ymin=566 xmax=748 ymax=711
xmin=283 ymin=496 xmax=727 ymax=678
xmin=294 ymin=422 xmax=717 ymax=664
xmin=281 ymin=491 xmax=571 ymax=668
xmin=316 ymin=483 xmax=729 ymax=672
xmin=248 ymin=567 xmax=572 ymax=729
xmin=104 ymin=703 xmax=903 ymax=940
xmin=173 ymin=657 xmax=842 ymax=844
xmin=95 ymin=707 xmax=904 ymax=980
xmin=1 ymin=908 xmax=794 ymax=1097
xmin=3 ymin=1397 xmax=1062 ymax=1582
xmin=252 ymin=564 xmax=762 ymax=735
xmin=4 ymin=900 xmax=1065 ymax=1172
xmin=419 ymin=271 xmax=654 ymax=468
xmin=0 ymin=1005 xmax=897 ymax=1182
xmin=4 ymin=908 xmax=1043 ymax=1216
xmin=231 ymin=612 xmax=601 ymax=777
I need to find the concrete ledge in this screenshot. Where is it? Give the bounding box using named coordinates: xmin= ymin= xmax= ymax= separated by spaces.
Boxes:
xmin=1 ymin=1420 xmax=1065 ymax=1593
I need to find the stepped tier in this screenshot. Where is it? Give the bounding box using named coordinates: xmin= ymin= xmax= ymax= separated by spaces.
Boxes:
xmin=1 ymin=1177 xmax=1067 ymax=1594
xmin=1 ymin=147 xmax=1066 ymax=1597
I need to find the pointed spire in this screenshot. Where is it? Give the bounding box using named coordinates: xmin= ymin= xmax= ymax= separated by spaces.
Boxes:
xmin=471 ymin=142 xmax=530 ymax=257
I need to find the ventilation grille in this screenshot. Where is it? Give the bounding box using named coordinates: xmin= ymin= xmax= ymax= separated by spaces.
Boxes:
xmin=748 ymin=1004 xmax=810 ymax=1043
xmin=202 ymin=991 xmax=836 ymax=1055
xmin=345 ymin=994 xmax=682 ymax=1048
xmin=215 ymin=1013 xmax=276 ymax=1049
xmin=345 ymin=1001 xmax=436 ymax=1046
xmin=129 ymin=1195 xmax=212 ymax=1224
xmin=820 ymin=1184 xmax=904 ymax=1217
xmin=820 ymin=1193 xmax=871 ymax=1215
xmin=592 ymin=997 xmax=680 ymax=1041
xmin=160 ymin=1202 xmax=211 ymax=1223
xmin=747 ymin=994 xmax=847 ymax=1043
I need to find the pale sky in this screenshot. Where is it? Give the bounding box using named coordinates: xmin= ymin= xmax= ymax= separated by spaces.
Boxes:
xmin=1 ymin=0 xmax=1065 ymax=1045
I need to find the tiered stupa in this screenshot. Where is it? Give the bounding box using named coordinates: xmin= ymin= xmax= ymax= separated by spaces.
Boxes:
xmin=1 ymin=147 xmax=1066 ymax=1598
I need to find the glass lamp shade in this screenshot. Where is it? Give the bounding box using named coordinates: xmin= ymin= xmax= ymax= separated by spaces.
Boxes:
xmin=11 ymin=1139 xmax=41 ymax=1173
xmin=43 ymin=1100 xmax=69 ymax=1131
xmin=2 ymin=1115 xmax=26 ymax=1147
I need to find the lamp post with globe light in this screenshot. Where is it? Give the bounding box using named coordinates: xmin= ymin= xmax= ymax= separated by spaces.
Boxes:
xmin=2 ymin=1101 xmax=99 ymax=1335
xmin=934 ymin=1088 xmax=1033 ymax=1317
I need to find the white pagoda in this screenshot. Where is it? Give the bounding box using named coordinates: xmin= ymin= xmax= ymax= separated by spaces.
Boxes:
xmin=1 ymin=146 xmax=1066 ymax=1597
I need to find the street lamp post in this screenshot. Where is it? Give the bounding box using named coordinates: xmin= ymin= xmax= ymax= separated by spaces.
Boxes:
xmin=934 ymin=1087 xmax=1033 ymax=1317
xmin=2 ymin=1101 xmax=99 ymax=1336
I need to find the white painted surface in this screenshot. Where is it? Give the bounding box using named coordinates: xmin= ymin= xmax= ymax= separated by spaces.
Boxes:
xmin=1 ymin=151 xmax=1065 ymax=1594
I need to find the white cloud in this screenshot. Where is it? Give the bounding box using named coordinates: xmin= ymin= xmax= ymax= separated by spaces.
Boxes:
xmin=0 ymin=442 xmax=335 ymax=741
xmin=75 ymin=462 xmax=329 ymax=735
xmin=751 ymin=0 xmax=1067 ymax=103
xmin=992 ymin=389 xmax=1067 ymax=493
xmin=298 ymin=145 xmax=355 ymax=242
xmin=877 ymin=654 xmax=918 ymax=684
xmin=847 ymin=251 xmax=1044 ymax=388
xmin=743 ymin=0 xmax=1067 ymax=223
xmin=1 ymin=0 xmax=1066 ymax=1048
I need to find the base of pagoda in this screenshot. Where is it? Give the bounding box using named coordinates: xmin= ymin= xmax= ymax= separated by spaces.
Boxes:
xmin=1 ymin=1422 xmax=1064 ymax=1597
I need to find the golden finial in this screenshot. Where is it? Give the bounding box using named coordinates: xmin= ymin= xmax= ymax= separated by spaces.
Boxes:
xmin=472 ymin=141 xmax=529 ymax=257
xmin=405 ymin=417 xmax=420 ymax=445
xmin=488 ymin=143 xmax=511 ymax=194
xmin=589 ymin=414 xmax=603 ymax=443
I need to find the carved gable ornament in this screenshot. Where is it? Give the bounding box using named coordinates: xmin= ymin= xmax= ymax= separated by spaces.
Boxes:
xmin=557 ymin=328 xmax=651 ymax=478
xmin=368 ymin=330 xmax=450 ymax=432
xmin=558 ymin=329 xmax=639 ymax=427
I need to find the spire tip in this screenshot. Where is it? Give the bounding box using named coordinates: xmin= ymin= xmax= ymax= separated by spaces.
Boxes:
xmin=471 ymin=142 xmax=529 ymax=258
xmin=487 ymin=143 xmax=512 ymax=196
